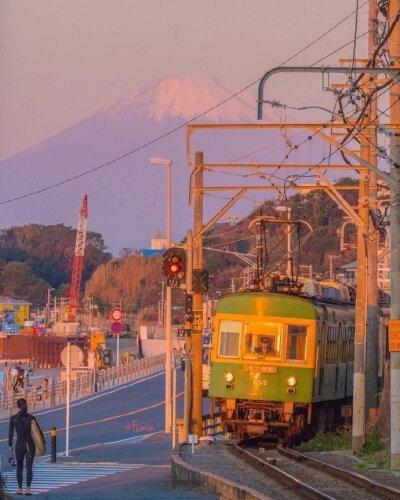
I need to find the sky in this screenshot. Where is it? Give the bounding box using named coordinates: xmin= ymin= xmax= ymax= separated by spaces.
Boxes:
xmin=0 ymin=0 xmax=369 ymax=161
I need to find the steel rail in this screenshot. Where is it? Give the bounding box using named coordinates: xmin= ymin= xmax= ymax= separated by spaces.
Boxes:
xmin=231 ymin=443 xmax=334 ymax=500
xmin=277 ymin=445 xmax=400 ymax=500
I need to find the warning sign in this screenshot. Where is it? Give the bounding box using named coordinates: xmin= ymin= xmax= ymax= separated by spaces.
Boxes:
xmin=389 ymin=320 xmax=400 ymax=351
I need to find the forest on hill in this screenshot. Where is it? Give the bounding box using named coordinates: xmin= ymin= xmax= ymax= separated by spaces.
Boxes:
xmin=0 ymin=178 xmax=358 ymax=315
xmin=84 ymin=178 xmax=358 ymax=321
xmin=0 ymin=224 xmax=111 ymax=305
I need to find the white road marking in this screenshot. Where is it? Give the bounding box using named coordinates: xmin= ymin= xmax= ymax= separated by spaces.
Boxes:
xmin=4 ymin=463 xmax=140 ymax=494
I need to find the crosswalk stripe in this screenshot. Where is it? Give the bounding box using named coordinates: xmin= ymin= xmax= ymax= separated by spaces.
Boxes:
xmin=4 ymin=463 xmax=140 ymax=494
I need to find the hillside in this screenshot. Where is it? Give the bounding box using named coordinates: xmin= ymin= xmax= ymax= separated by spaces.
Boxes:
xmin=84 ymin=178 xmax=358 ymax=318
xmin=0 ymin=224 xmax=111 ymax=305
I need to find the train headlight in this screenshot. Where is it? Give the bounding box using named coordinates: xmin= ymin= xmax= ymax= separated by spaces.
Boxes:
xmin=224 ymin=372 xmax=234 ymax=383
xmin=287 ymin=376 xmax=298 ymax=387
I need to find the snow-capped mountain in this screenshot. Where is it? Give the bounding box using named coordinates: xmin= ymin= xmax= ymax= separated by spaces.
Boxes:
xmin=0 ymin=76 xmax=294 ymax=254
xmin=105 ymin=76 xmax=269 ymax=123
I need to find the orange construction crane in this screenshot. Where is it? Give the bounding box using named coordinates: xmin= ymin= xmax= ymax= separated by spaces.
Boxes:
xmin=67 ymin=195 xmax=88 ymax=323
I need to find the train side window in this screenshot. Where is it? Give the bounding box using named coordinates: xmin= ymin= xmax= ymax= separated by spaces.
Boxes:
xmin=325 ymin=325 xmax=339 ymax=363
xmin=218 ymin=320 xmax=241 ymax=358
xmin=286 ymin=325 xmax=307 ymax=361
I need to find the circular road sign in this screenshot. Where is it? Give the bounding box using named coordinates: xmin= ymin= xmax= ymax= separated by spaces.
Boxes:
xmin=110 ymin=321 xmax=123 ymax=335
xmin=110 ymin=308 xmax=122 ymax=321
xmin=61 ymin=345 xmax=84 ymax=368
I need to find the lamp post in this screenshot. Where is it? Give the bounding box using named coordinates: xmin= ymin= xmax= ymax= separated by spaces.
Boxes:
xmin=149 ymin=157 xmax=172 ymax=434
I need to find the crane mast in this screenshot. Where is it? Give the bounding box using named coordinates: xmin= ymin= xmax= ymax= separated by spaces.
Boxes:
xmin=67 ymin=194 xmax=88 ymax=323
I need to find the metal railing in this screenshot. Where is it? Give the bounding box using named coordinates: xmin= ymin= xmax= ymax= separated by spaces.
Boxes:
xmin=0 ymin=354 xmax=165 ymax=415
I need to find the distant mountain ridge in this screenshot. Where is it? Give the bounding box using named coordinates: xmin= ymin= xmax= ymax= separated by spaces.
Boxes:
xmin=0 ymin=76 xmax=285 ymax=254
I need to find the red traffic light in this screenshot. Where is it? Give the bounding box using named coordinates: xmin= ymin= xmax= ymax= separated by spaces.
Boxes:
xmin=168 ymin=261 xmax=182 ymax=274
xmin=162 ymin=247 xmax=186 ymax=287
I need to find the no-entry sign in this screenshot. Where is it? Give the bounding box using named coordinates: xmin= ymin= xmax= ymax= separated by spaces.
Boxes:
xmin=110 ymin=321 xmax=123 ymax=335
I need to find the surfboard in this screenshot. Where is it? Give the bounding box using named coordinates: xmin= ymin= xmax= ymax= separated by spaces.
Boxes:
xmin=31 ymin=419 xmax=46 ymax=457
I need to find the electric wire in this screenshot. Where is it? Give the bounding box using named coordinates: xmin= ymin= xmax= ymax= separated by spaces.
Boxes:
xmin=0 ymin=1 xmax=371 ymax=206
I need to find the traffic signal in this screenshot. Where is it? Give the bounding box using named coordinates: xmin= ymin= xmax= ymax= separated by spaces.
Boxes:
xmin=185 ymin=293 xmax=193 ymax=322
xmin=162 ymin=247 xmax=186 ymax=287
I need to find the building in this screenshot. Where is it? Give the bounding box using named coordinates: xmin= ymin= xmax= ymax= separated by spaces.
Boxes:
xmin=0 ymin=296 xmax=31 ymax=327
xmin=339 ymin=257 xmax=390 ymax=291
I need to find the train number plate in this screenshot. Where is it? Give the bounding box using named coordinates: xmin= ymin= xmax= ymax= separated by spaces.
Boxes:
xmin=244 ymin=365 xmax=277 ymax=374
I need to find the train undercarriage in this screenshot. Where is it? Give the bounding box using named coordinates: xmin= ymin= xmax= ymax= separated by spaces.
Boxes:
xmin=213 ymin=397 xmax=351 ymax=442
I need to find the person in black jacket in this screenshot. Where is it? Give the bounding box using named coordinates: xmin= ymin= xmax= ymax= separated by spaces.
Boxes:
xmin=8 ymin=398 xmax=40 ymax=496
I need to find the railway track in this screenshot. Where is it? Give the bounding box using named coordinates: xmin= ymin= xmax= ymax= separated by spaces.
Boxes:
xmin=230 ymin=442 xmax=400 ymax=500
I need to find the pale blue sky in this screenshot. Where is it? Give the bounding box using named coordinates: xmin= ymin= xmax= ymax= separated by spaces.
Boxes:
xmin=0 ymin=0 xmax=368 ymax=161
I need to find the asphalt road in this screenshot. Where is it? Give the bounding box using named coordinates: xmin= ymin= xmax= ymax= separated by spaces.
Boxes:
xmin=0 ymin=368 xmax=184 ymax=456
xmin=0 ymin=368 xmax=219 ymax=498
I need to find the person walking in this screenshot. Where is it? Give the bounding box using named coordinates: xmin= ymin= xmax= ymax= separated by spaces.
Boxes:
xmin=8 ymin=398 xmax=43 ymax=495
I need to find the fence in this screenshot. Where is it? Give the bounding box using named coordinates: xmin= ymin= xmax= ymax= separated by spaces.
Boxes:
xmin=0 ymin=354 xmax=165 ymax=415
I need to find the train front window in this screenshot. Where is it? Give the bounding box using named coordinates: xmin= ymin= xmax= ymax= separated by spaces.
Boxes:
xmin=286 ymin=325 xmax=308 ymax=361
xmin=218 ymin=320 xmax=241 ymax=358
xmin=243 ymin=321 xmax=282 ymax=359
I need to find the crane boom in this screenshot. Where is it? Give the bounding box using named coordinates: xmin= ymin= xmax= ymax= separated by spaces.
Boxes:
xmin=67 ymin=195 xmax=88 ymax=323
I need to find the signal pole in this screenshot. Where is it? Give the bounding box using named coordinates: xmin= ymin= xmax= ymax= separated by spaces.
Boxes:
xmin=192 ymin=151 xmax=204 ymax=436
xmin=389 ymin=0 xmax=400 ymax=469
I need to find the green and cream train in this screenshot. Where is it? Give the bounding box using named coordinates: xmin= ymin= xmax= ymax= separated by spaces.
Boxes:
xmin=209 ymin=281 xmax=386 ymax=441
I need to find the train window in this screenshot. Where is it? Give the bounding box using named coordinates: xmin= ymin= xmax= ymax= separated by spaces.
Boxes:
xmin=218 ymin=320 xmax=241 ymax=358
xmin=286 ymin=325 xmax=307 ymax=361
xmin=340 ymin=325 xmax=355 ymax=361
xmin=243 ymin=322 xmax=282 ymax=359
xmin=325 ymin=325 xmax=339 ymax=363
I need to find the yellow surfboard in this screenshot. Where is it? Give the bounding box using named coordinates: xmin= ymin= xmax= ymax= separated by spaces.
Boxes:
xmin=31 ymin=419 xmax=46 ymax=457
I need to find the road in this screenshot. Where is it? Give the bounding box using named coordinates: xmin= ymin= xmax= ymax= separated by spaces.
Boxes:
xmin=0 ymin=368 xmax=219 ymax=498
xmin=0 ymin=369 xmax=183 ymax=454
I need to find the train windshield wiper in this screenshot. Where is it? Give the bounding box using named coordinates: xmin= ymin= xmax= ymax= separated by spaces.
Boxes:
xmin=251 ymin=346 xmax=263 ymax=359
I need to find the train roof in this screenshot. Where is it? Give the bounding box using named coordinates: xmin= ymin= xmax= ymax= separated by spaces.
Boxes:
xmin=215 ymin=292 xmax=318 ymax=320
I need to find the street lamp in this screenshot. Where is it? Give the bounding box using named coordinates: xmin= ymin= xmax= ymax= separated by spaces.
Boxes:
xmin=149 ymin=157 xmax=173 ymax=435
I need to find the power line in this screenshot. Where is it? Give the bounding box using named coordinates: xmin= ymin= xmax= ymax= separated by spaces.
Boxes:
xmin=1 ymin=1 xmax=370 ymax=206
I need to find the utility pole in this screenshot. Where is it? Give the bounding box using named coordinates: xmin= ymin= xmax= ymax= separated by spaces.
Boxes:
xmin=366 ymin=0 xmax=379 ymax=419
xmin=389 ymin=0 xmax=400 ymax=470
xmin=352 ymin=133 xmax=370 ymax=452
xmin=327 ymin=254 xmax=340 ymax=280
xmin=192 ymin=151 xmax=204 ymax=436
xmin=184 ymin=229 xmax=193 ymax=441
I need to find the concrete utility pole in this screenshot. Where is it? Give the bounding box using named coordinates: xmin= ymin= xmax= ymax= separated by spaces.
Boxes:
xmin=366 ymin=0 xmax=379 ymax=419
xmin=192 ymin=151 xmax=204 ymax=436
xmin=389 ymin=0 xmax=400 ymax=470
xmin=352 ymin=132 xmax=370 ymax=452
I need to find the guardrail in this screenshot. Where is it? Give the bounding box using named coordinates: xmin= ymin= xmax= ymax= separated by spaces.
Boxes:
xmin=0 ymin=354 xmax=165 ymax=415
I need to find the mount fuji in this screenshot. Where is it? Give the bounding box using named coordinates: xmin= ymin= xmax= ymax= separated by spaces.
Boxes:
xmin=0 ymin=77 xmax=304 ymax=254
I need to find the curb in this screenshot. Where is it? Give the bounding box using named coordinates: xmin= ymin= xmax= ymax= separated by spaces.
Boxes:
xmin=171 ymin=448 xmax=272 ymax=500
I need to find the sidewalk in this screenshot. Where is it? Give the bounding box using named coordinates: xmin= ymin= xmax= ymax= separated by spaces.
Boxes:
xmin=14 ymin=433 xmax=218 ymax=499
